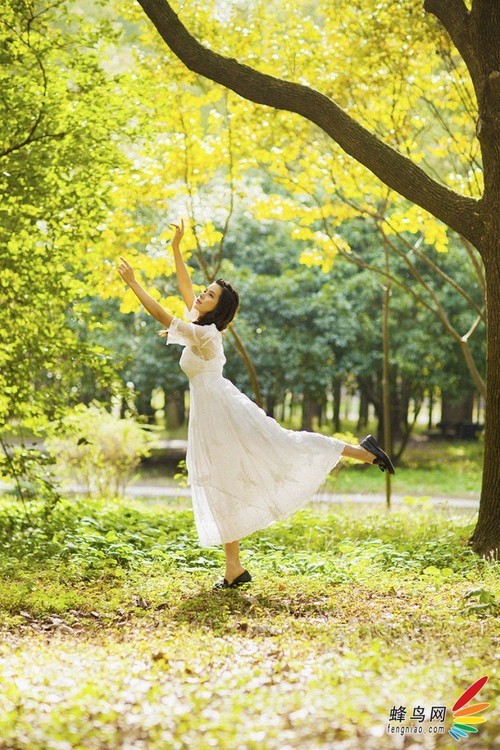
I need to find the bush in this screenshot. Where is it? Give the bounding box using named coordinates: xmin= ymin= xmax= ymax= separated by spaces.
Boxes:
xmin=46 ymin=404 xmax=152 ymax=497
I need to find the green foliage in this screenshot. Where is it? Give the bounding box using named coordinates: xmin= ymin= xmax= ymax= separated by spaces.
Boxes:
xmin=462 ymin=587 xmax=499 ymax=617
xmin=174 ymin=459 xmax=188 ymax=488
xmin=0 ymin=441 xmax=61 ymax=517
xmin=0 ymin=497 xmax=492 ymax=594
xmin=46 ymin=404 xmax=153 ymax=497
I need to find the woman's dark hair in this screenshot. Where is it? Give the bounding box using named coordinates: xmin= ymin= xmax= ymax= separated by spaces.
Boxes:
xmin=195 ymin=279 xmax=239 ymax=331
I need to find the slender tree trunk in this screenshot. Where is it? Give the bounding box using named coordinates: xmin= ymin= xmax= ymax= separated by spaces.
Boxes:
xmin=301 ymin=393 xmax=315 ymax=431
xmin=382 ymin=240 xmax=392 ymax=506
xmin=333 ymin=378 xmax=342 ymax=433
xmin=428 ymin=386 xmax=435 ymax=430
xmin=357 ymin=389 xmax=369 ymax=431
xmin=135 ymin=389 xmax=155 ymax=422
xmin=228 ymin=325 xmax=263 ymax=407
xmin=165 ymin=389 xmax=185 ymax=429
xmin=440 ymin=392 xmax=475 ymax=435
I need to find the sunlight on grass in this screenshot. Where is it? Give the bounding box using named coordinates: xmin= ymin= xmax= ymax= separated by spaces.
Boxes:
xmin=0 ymin=497 xmax=497 ymax=748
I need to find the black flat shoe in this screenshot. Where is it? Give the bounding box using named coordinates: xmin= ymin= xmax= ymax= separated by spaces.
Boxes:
xmin=360 ymin=435 xmax=395 ymax=475
xmin=213 ymin=569 xmax=252 ymax=590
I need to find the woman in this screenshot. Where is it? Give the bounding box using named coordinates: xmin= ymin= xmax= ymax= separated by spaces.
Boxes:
xmin=117 ymin=220 xmax=394 ymax=590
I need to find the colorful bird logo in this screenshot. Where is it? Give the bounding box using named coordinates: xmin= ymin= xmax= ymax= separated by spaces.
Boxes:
xmin=449 ymin=675 xmax=489 ymax=741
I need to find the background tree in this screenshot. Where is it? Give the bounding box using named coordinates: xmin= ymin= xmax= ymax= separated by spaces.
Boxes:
xmin=0 ymin=1 xmax=131 ymax=425
xmin=0 ymin=1 xmax=132 ymax=492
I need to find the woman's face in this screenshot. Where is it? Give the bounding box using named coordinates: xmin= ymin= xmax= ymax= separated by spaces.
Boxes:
xmin=194 ymin=282 xmax=222 ymax=315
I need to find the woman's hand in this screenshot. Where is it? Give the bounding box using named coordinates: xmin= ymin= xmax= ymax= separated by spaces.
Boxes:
xmin=170 ymin=218 xmax=184 ymax=249
xmin=117 ymin=256 xmax=136 ymax=286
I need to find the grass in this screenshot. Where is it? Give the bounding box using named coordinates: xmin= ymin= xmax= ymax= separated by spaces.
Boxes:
xmin=0 ymin=495 xmax=497 ymax=749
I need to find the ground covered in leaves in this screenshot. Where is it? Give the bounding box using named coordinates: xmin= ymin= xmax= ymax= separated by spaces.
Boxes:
xmin=0 ymin=498 xmax=497 ymax=749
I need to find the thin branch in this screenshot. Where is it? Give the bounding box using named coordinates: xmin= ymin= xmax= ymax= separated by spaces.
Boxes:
xmin=175 ymin=100 xmax=210 ymax=278
xmin=341 ymin=237 xmax=485 ymax=395
xmin=380 ymin=222 xmax=485 ymax=319
xmin=312 ymin=180 xmax=485 ymax=322
xmin=0 ymin=437 xmax=33 ymax=524
xmin=458 ymin=337 xmax=485 ymax=395
xmin=214 ymin=92 xmax=236 ymax=277
xmin=1 ymin=131 xmax=68 ymax=158
xmin=311 ymin=205 xmax=486 ymax=395
xmin=377 ymin=224 xmax=464 ymax=338
xmin=1 ymin=15 xmax=50 ymax=156
xmin=463 ymin=309 xmax=485 ymax=341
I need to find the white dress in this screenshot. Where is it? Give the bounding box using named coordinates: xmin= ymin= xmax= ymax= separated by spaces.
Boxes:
xmin=167 ymin=316 xmax=344 ymax=547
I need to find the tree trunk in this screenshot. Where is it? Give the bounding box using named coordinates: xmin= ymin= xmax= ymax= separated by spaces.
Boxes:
xmin=470 ymin=243 xmax=500 ymax=558
xmin=135 ymin=389 xmax=155 ymax=422
xmin=333 ymin=378 xmax=342 ymax=433
xmin=428 ymin=386 xmax=435 ymax=430
xmin=228 ymin=325 xmax=263 ymax=407
xmin=265 ymin=393 xmax=276 ymax=418
xmin=301 ymin=393 xmax=313 ymax=431
xmin=440 ymin=391 xmax=475 ymax=435
xmin=357 ymin=389 xmax=369 ymax=431
xmin=165 ymin=389 xmax=185 ymax=429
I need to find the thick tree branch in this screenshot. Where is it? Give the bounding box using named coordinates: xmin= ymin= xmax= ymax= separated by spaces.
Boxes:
xmin=135 ymin=0 xmax=483 ymax=245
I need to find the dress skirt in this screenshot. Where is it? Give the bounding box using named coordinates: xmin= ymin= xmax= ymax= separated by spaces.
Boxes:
xmin=187 ymin=372 xmax=344 ymax=547
xmin=166 ymin=316 xmax=344 ymax=548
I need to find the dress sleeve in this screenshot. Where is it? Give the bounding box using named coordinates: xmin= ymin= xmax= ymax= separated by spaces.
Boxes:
xmin=167 ymin=319 xmax=220 ymax=360
xmin=186 ymin=304 xmax=199 ymax=322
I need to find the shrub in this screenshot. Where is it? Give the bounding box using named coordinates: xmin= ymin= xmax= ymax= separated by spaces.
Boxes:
xmin=46 ymin=404 xmax=152 ymax=497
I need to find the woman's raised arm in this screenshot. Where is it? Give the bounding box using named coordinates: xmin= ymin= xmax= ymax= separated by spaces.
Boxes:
xmin=170 ymin=219 xmax=195 ymax=310
xmin=118 ymin=256 xmax=174 ymax=328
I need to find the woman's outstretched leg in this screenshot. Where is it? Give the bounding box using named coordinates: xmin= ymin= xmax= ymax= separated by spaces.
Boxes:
xmin=341 ymin=444 xmax=376 ymax=463
xmin=342 ymin=436 xmax=395 ymax=474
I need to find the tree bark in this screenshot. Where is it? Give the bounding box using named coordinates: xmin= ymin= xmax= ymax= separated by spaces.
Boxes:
xmin=301 ymin=393 xmax=318 ymax=431
xmin=265 ymin=393 xmax=276 ymax=419
xmin=440 ymin=392 xmax=474 ymax=431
